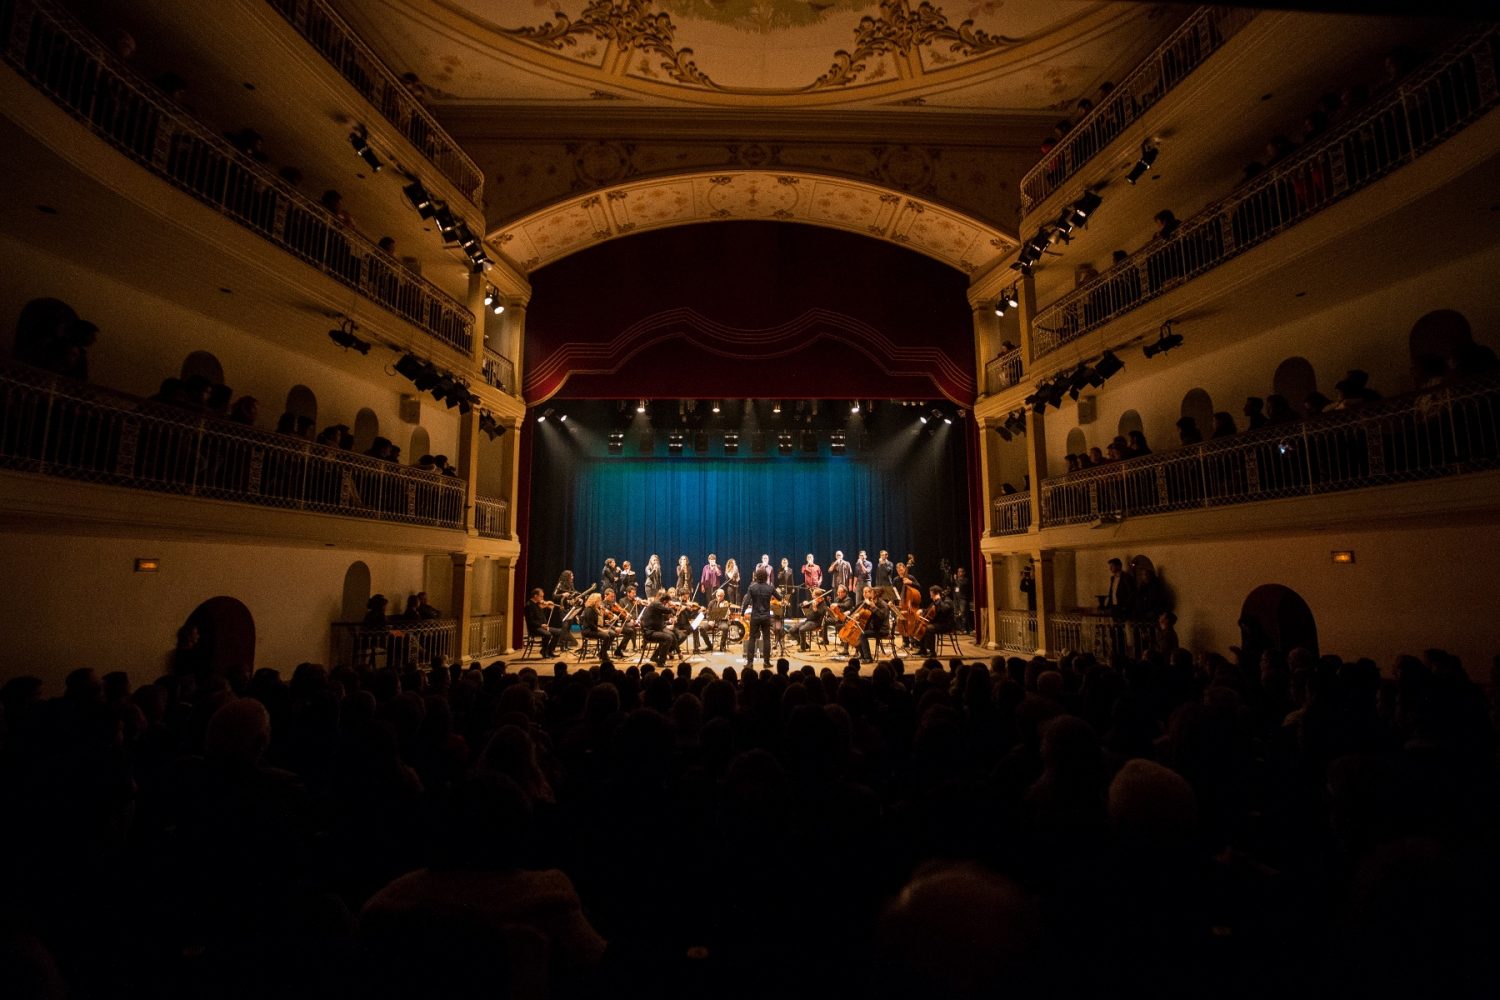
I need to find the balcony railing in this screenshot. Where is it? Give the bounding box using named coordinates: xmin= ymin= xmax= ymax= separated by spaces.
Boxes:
xmin=266 ymin=0 xmax=484 ymax=203
xmin=2 ymin=0 xmax=474 ymax=354
xmin=1032 ymin=25 xmax=1500 ymax=360
xmin=474 ymin=494 xmax=509 ymax=538
xmin=992 ymin=493 xmax=1033 ymax=536
xmin=1019 ymin=6 xmax=1256 ymax=213
xmin=0 ymin=364 xmax=468 ymax=528
xmin=483 ymin=349 xmax=515 ymax=394
xmin=1039 ymin=374 xmax=1500 ymax=528
xmin=985 ymin=347 xmax=1023 ymax=394
xmin=994 ymin=610 xmax=1037 ymax=652
xmin=467 ymin=612 xmax=508 ymax=660
xmin=1046 ymin=612 xmax=1157 ymax=661
xmin=331 ymin=618 xmax=458 ymax=669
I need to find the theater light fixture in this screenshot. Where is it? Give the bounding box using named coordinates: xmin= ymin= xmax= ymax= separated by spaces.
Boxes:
xmin=723 ymin=431 xmax=739 ymax=454
xmin=349 ymin=128 xmax=382 ymax=172
xmin=777 ymin=431 xmax=793 ymax=455
xmin=327 ymin=317 xmax=371 ymax=354
xmin=403 ymin=180 xmax=435 ymax=218
xmin=1126 ymin=140 xmax=1159 ymax=185
xmin=995 ymin=284 xmax=1020 ymax=317
xmin=668 ymin=431 xmax=684 ymax=454
xmin=850 ymin=400 xmax=860 ymax=413
xmin=1094 ymin=350 xmax=1125 ymax=380
xmin=607 ymin=430 xmax=624 ymax=454
xmin=637 ymin=399 xmax=647 ymax=413
xmin=478 ymin=413 xmax=505 ymax=440
xmin=712 ymin=399 xmax=721 ymax=414
xmin=772 ymin=402 xmax=781 ymax=415
xmin=485 ymin=287 xmax=504 ymax=315
xmin=831 ymin=430 xmax=847 ymax=453
xmin=1143 ymin=321 xmax=1184 ymax=359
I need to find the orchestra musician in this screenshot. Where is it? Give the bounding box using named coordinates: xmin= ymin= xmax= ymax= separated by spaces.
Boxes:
xmin=617 ymin=560 xmax=638 ymax=597
xmin=702 ymin=588 xmax=731 ymax=651
xmin=599 ymin=557 xmax=619 ymax=597
xmin=744 ymin=566 xmax=776 ymax=670
xmin=852 ymin=550 xmax=871 ymax=592
xmin=794 ymin=588 xmax=826 ymax=652
xmin=828 ymin=550 xmax=852 ymax=592
xmin=620 ymin=584 xmax=646 ymax=651
xmin=917 ymin=584 xmax=957 ymax=658
xmin=644 ymin=555 xmax=663 ymax=595
xmin=700 ymin=554 xmax=723 ymax=596
xmin=675 ymin=555 xmax=693 ymax=594
xmin=669 ymin=588 xmax=707 ymax=655
xmin=904 ymin=554 xmax=921 ymax=591
xmin=524 ymin=588 xmax=565 ymax=659
xmin=828 ymin=584 xmax=855 ymax=651
xmin=722 ymin=558 xmax=741 ymax=604
xmin=603 ymin=588 xmax=636 ymax=655
xmin=640 ymin=588 xmax=680 ymax=663
xmin=854 ymin=585 xmax=891 ymax=664
xmin=579 ymin=593 xmax=621 ymax=656
xmin=802 ymin=553 xmax=823 ymax=593
xmin=896 ymin=561 xmax=921 ymax=648
xmin=553 ymin=569 xmax=577 ymax=604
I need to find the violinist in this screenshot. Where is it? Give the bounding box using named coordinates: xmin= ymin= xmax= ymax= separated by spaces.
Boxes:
xmin=619 ymin=584 xmax=645 ymax=651
xmin=553 ymin=570 xmax=577 ymax=605
xmin=794 ymin=588 xmax=826 ymax=652
xmin=603 ymin=588 xmax=636 ymax=655
xmin=525 ymin=588 xmax=566 ymax=658
xmin=917 ymin=584 xmax=956 ymax=658
xmin=669 ymin=588 xmax=706 ymax=655
xmin=580 ymin=593 xmax=621 ymax=656
xmin=640 ymin=588 xmax=680 ymax=663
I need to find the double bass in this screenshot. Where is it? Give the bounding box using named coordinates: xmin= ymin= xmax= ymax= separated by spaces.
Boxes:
xmin=897 ymin=576 xmax=924 ymax=639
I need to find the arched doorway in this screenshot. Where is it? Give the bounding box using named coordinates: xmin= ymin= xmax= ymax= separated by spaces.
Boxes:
xmin=409 ymin=427 xmax=431 ymax=462
xmin=1065 ymin=427 xmax=1087 ymax=458
xmin=1409 ymin=309 xmax=1472 ymax=367
xmin=286 ymin=385 xmax=317 ymax=425
xmin=180 ymin=350 xmax=224 ymax=386
xmin=352 ymin=408 xmax=380 ymax=454
xmin=1180 ymin=388 xmax=1213 ymax=440
xmin=341 ymin=561 xmax=372 ymax=622
xmin=1272 ymin=356 xmax=1317 ymax=410
xmin=1239 ymin=584 xmax=1318 ymax=659
xmin=182 ymin=597 xmax=256 ymax=676
xmin=1116 ymin=409 xmax=1143 ymax=444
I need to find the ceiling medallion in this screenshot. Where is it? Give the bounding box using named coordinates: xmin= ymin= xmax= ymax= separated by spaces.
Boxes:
xmin=502 ymin=0 xmax=1024 ymax=94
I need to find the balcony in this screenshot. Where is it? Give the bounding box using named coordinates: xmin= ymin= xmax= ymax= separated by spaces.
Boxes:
xmin=1031 ymin=25 xmax=1500 ymax=362
xmin=991 ymin=493 xmax=1033 ymax=537
xmin=331 ymin=618 xmax=458 ymax=668
xmin=266 ymin=0 xmax=484 ymax=203
xmin=467 ymin=612 xmax=508 ymax=659
xmin=985 ymin=347 xmax=1023 ymax=395
xmin=1038 ymin=374 xmax=1500 ymax=529
xmin=1018 ymin=6 xmax=1256 ymax=215
xmin=482 ymin=350 xmax=516 ymax=395
xmin=0 ymin=364 xmax=468 ymax=529
xmin=2 ymin=0 xmax=475 ymax=355
xmin=994 ymin=610 xmax=1037 ymax=652
xmin=474 ymin=494 xmax=509 ymax=539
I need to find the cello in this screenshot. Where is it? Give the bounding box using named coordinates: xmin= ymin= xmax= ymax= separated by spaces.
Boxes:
xmin=838 ymin=600 xmax=873 ymax=649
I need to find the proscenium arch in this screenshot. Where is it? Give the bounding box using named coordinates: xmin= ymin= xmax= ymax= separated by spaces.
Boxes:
xmin=490 ymin=170 xmax=1018 ymax=277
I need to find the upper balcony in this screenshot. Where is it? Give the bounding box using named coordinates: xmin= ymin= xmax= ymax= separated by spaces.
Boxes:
xmin=1017 ymin=5 xmax=1257 ymax=218
xmin=265 ymin=0 xmax=484 ymax=204
xmin=1 ymin=0 xmax=475 ymax=356
xmin=1029 ymin=25 xmax=1500 ymax=364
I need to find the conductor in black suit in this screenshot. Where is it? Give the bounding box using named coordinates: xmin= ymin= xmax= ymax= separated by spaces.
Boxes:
xmin=743 ymin=566 xmax=777 ymax=670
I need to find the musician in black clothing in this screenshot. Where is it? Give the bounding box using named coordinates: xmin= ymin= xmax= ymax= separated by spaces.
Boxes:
xmin=775 ymin=558 xmax=795 ymax=597
xmin=744 ymin=567 xmax=777 ymax=669
xmin=918 ymin=584 xmax=957 ymax=658
xmin=828 ymin=585 xmax=855 ymax=650
xmin=855 ymin=586 xmax=891 ymax=664
xmin=702 ymin=588 xmax=731 ymax=651
xmin=951 ymin=567 xmax=972 ymax=633
xmin=553 ymin=570 xmax=577 ymax=604
xmin=617 ymin=560 xmax=637 ymax=597
xmin=524 ymin=588 xmax=565 ymax=658
xmin=640 ymin=589 xmax=681 ymax=663
xmin=794 ymin=590 xmax=826 ymax=651
xmin=873 ymin=550 xmax=895 ymax=592
xmin=579 ymin=593 xmax=621 ymax=656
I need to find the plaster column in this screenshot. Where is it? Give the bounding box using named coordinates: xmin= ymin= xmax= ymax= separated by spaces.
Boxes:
xmin=450 ymin=550 xmax=476 ymax=663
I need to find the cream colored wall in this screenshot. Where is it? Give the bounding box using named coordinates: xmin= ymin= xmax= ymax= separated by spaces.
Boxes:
xmin=1063 ymin=519 xmax=1500 ymax=673
xmin=0 ymin=233 xmax=461 ymax=462
xmin=0 ymin=530 xmax=430 ymax=689
xmin=1038 ymin=243 xmax=1500 ymax=478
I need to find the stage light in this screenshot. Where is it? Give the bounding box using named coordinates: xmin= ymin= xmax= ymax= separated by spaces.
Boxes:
xmin=943 ymin=415 xmax=953 ymax=425
xmin=919 ymin=413 xmax=929 ymax=424
xmin=489 ymin=288 xmax=504 ymax=315
xmin=637 ymin=399 xmax=647 ymax=413
xmin=394 ymin=353 xmax=425 ymax=381
xmin=350 ymin=129 xmax=382 ymax=172
xmin=608 ymin=430 xmax=624 ymax=454
xmin=1143 ymin=321 xmax=1184 ymax=359
xmin=778 ymin=431 xmax=792 ymax=455
xmin=559 ymin=413 xmax=568 ymax=423
xmin=1094 ymin=350 xmax=1124 ymax=380
xmin=483 ymin=288 xmax=495 ymax=307
xmin=478 ymin=413 xmax=505 ymax=440
xmin=831 ymin=430 xmax=846 ymax=454
xmin=1126 ymin=141 xmax=1159 ymax=185
xmin=403 ymin=180 xmax=435 ymax=218
xmin=668 ymin=431 xmax=684 ymax=453
xmin=772 ymin=402 xmax=781 ymax=415
xmin=1074 ymin=191 xmax=1103 ymax=218
xmin=995 ymin=425 xmax=1012 ymax=441
xmin=712 ymin=399 xmax=721 ymax=414
xmin=433 ymin=205 xmax=458 ymax=240
xmin=327 ymin=319 xmax=370 ymax=354
xmin=723 ymin=431 xmax=739 ymax=454
xmin=537 ymin=408 xmax=551 ymax=423
xmin=850 ymin=400 xmax=860 ymax=413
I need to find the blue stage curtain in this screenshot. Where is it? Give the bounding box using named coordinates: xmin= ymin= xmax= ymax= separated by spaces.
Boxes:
xmin=528 ymin=445 xmax=968 ymax=598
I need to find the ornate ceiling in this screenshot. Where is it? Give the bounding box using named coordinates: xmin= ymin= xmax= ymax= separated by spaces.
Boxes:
xmin=334 ymin=0 xmax=1180 ymax=109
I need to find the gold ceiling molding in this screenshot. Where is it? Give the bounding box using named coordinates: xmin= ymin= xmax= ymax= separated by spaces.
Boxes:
xmin=489 ymin=169 xmax=1018 ymax=274
xmin=501 ymin=0 xmax=1022 ymax=94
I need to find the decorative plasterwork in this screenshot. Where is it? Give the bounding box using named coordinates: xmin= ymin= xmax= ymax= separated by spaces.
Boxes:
xmin=490 ymin=170 xmax=1017 ymax=274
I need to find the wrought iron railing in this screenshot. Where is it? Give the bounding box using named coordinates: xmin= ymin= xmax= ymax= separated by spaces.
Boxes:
xmin=1032 ymin=25 xmax=1500 ymax=359
xmin=994 ymin=610 xmax=1037 ymax=652
xmin=265 ymin=0 xmax=484 ymax=202
xmin=474 ymin=494 xmax=509 ymax=538
xmin=986 ymin=347 xmax=1023 ymax=394
xmin=1039 ymin=374 xmax=1500 ymax=527
xmin=992 ymin=493 xmax=1033 ymax=536
xmin=467 ymin=612 xmax=508 ymax=659
xmin=0 ymin=364 xmax=468 ymax=527
xmin=1019 ymin=6 xmax=1257 ymax=213
xmin=1045 ymin=612 xmax=1156 ymax=661
xmin=2 ymin=0 xmax=474 ymax=354
xmin=331 ymin=617 xmax=458 ymax=668
xmin=482 ymin=349 xmax=515 ymax=394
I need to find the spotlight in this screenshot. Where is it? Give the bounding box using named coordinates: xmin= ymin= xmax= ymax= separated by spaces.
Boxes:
xmin=919 ymin=413 xmax=929 ymax=424
xmin=559 ymin=413 xmax=568 ymax=423
xmin=995 ymin=425 xmax=1012 ymax=441
xmin=327 ymin=319 xmax=370 ymax=354
xmin=1074 ymin=191 xmax=1103 ymax=218
xmin=608 ymin=430 xmax=624 ymax=454
xmin=394 ymin=353 xmax=425 ymax=381
xmin=349 ymin=129 xmax=382 ymax=172
xmin=850 ymin=400 xmax=860 ymax=413
xmin=433 ymin=205 xmax=458 ymax=239
xmin=831 ymin=430 xmax=846 ymax=453
xmin=403 ymin=180 xmax=435 ymax=218
xmin=1126 ymin=141 xmax=1159 ymax=185
xmin=1143 ymin=322 xmax=1184 ymax=359
xmin=772 ymin=402 xmax=781 ymax=415
xmin=537 ymin=408 xmax=552 ymax=423
xmin=637 ymin=399 xmax=647 ymax=414
xmin=478 ymin=413 xmax=504 ymax=440
xmin=778 ymin=431 xmax=793 ymax=455
xmin=712 ymin=399 xmax=721 ymax=414
xmin=943 ymin=414 xmax=953 ymax=425
xmin=723 ymin=431 xmax=739 ymax=455
xmin=483 ymin=287 xmax=495 ymax=306
xmin=1094 ymin=350 xmax=1125 ymax=380
xmin=668 ymin=431 xmax=684 ymax=454
xmin=995 ymin=285 xmax=1019 ymax=317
